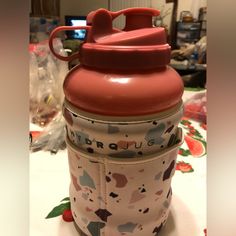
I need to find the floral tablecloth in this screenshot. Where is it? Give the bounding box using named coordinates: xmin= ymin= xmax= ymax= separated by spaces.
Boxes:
xmin=30 ymin=90 xmax=207 ymax=236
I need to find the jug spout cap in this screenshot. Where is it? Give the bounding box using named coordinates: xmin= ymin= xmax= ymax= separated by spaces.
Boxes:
xmin=116 ymin=7 xmax=160 ymax=31
xmin=86 ymin=8 xmax=160 ymax=42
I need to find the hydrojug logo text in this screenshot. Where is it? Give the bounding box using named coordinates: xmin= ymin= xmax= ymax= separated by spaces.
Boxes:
xmin=69 ymin=130 xmax=157 ymax=150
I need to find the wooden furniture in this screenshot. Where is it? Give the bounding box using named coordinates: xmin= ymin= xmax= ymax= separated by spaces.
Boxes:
xmin=31 ymin=0 xmax=60 ymax=17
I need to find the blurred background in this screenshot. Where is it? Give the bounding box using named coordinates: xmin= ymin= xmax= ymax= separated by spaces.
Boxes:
xmin=29 ymin=0 xmax=207 ymax=69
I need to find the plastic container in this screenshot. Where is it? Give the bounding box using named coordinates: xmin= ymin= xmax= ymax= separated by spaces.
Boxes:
xmin=49 ymin=7 xmax=184 ymax=236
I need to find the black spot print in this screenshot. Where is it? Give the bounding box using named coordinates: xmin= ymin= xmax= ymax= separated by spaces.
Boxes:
xmin=138 ymin=184 xmax=146 ymax=193
xmin=143 ymin=208 xmax=149 ymax=214
xmin=163 ymin=160 xmax=175 ymax=181
xmin=139 ymin=208 xmax=149 ymax=214
xmin=163 ymin=161 xmax=165 ymax=164
xmin=153 ymin=121 xmax=157 ymax=125
xmin=167 ymin=188 xmax=172 ymax=198
xmin=91 ymin=121 xmax=94 ymax=123
xmin=141 ymin=188 xmax=146 ymax=193
xmin=138 ymin=151 xmax=143 ymax=155
xmin=153 ymin=223 xmax=163 ymax=235
xmin=95 ymin=209 xmax=112 ymax=222
xmin=87 ymin=147 xmax=94 ymax=153
xmin=73 ymin=197 xmax=76 ymax=202
xmin=165 ymin=125 xmax=174 ymax=133
xmin=72 ymin=113 xmax=78 ymax=117
xmin=125 ymin=134 xmax=129 ymax=137
xmin=109 ymin=192 xmax=119 ymax=198
xmin=106 ymin=176 xmax=111 ymax=182
xmin=161 ymin=145 xmax=164 ymax=148
xmin=167 ymin=133 xmax=177 ymax=147
xmin=89 ymin=199 xmax=94 ymax=202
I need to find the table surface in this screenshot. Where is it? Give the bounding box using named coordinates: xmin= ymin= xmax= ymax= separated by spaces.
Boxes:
xmin=30 ymin=90 xmax=206 ymax=236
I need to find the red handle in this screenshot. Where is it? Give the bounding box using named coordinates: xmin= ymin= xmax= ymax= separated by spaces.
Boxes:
xmin=110 ymin=7 xmax=160 ymax=19
xmin=49 ymin=26 xmax=90 ymax=61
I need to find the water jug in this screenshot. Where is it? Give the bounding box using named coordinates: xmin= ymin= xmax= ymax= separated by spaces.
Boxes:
xmin=49 ymin=7 xmax=184 ymax=236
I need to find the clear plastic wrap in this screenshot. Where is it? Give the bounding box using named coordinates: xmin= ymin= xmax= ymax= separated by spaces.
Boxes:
xmin=29 ymin=38 xmax=68 ymax=153
xmin=30 ymin=111 xmax=67 ymax=153
xmin=29 ymin=38 xmax=68 ymax=126
xmin=184 ymin=92 xmax=207 ymax=124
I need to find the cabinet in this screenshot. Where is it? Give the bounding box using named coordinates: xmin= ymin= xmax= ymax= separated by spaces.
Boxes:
xmin=176 ymin=22 xmax=201 ymax=48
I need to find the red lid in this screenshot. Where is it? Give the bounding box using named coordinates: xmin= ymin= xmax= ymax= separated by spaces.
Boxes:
xmin=49 ymin=8 xmax=184 ymax=116
xmin=81 ymin=8 xmax=170 ymax=70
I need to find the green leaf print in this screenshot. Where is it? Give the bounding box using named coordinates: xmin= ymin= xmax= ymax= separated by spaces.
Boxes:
xmin=179 ymin=148 xmax=191 ymax=156
xmin=60 ymin=197 xmax=70 ymax=202
xmin=45 ymin=202 xmax=71 ymax=219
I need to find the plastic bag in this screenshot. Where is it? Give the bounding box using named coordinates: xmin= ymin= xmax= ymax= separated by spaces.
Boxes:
xmin=29 ymin=38 xmax=68 ymax=127
xmin=184 ymin=92 xmax=207 ymax=124
xmin=30 ymin=111 xmax=66 ymax=154
xmin=29 ymin=38 xmax=69 ymax=153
